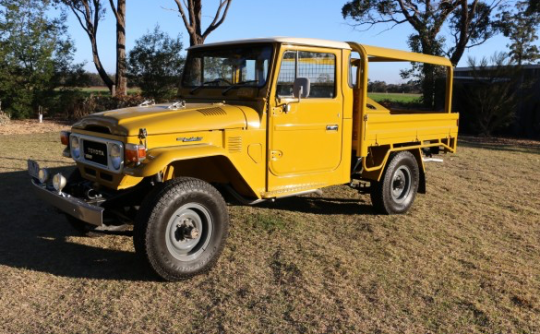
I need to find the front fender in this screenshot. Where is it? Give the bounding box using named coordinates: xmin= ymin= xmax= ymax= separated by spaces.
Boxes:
xmin=123 ymin=144 xmax=226 ymax=178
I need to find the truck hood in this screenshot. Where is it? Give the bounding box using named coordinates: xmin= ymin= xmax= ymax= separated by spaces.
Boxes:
xmin=72 ymin=102 xmax=261 ymax=137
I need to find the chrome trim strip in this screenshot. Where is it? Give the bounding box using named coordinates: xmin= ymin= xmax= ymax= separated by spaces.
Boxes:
xmin=31 ymin=179 xmax=104 ymax=227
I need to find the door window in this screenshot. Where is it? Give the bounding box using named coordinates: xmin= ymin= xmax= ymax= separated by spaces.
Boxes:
xmin=277 ymin=51 xmax=336 ymax=98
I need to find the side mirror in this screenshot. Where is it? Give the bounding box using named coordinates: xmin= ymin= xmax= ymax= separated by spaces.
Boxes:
xmin=277 ymin=77 xmax=310 ymax=113
xmin=293 ymin=77 xmax=310 ymax=100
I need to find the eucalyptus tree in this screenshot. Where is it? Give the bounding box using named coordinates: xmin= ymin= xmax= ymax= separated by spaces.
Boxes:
xmin=172 ymin=0 xmax=233 ymax=46
xmin=342 ymin=0 xmax=504 ymax=108
xmin=59 ymin=0 xmax=127 ymax=95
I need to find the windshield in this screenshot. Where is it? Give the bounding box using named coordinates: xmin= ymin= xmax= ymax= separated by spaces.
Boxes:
xmin=182 ymin=44 xmax=273 ymax=88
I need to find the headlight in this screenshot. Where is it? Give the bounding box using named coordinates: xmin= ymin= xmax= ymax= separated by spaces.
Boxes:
xmin=110 ymin=143 xmax=122 ymax=170
xmin=52 ymin=173 xmax=67 ymax=193
xmin=38 ymin=168 xmax=49 ymax=183
xmin=70 ymin=136 xmax=80 ymax=159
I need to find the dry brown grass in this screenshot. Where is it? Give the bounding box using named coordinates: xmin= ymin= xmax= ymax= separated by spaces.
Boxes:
xmin=0 ymin=132 xmax=539 ymax=334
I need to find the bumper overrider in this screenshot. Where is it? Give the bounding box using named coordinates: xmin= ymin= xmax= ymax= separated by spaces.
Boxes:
xmin=28 ymin=159 xmax=104 ymax=226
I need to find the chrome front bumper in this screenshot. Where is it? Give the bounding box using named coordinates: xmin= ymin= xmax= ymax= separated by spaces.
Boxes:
xmin=30 ymin=178 xmax=104 ymax=227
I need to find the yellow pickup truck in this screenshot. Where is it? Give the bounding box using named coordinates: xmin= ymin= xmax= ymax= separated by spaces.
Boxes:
xmin=28 ymin=37 xmax=458 ymax=281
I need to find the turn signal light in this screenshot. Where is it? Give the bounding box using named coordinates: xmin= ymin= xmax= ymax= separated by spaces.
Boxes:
xmin=125 ymin=144 xmax=146 ymax=164
xmin=60 ymin=131 xmax=70 ymax=146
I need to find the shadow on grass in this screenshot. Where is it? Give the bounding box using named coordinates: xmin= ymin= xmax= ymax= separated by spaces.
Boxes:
xmin=459 ymin=139 xmax=540 ymax=155
xmin=0 ymin=166 xmax=154 ymax=281
xmin=0 ymin=164 xmax=374 ymax=280
xmin=229 ymin=194 xmax=376 ymax=216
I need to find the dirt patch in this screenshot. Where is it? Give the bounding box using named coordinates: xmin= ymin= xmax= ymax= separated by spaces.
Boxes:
xmin=0 ymin=119 xmax=72 ymax=135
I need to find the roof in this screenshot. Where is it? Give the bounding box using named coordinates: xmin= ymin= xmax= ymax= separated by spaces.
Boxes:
xmin=188 ymin=37 xmax=352 ymax=50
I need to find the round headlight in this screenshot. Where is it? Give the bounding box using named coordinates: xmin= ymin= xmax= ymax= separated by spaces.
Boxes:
xmin=38 ymin=168 xmax=49 ymax=184
xmin=52 ymin=173 xmax=67 ymax=192
xmin=70 ymin=136 xmax=80 ymax=159
xmin=110 ymin=144 xmax=122 ymax=170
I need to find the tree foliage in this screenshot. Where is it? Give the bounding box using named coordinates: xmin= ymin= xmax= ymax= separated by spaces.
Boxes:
xmin=128 ymin=26 xmax=184 ymax=101
xmin=497 ymin=1 xmax=540 ymax=65
xmin=342 ymin=0 xmax=501 ymax=65
xmin=0 ymin=0 xmax=84 ymax=118
xmin=172 ymin=0 xmax=233 ymax=46
xmin=342 ymin=0 xmax=503 ymax=108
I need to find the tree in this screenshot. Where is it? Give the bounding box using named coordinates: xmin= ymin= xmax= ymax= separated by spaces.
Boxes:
xmin=342 ymin=0 xmax=502 ymax=108
xmin=128 ymin=26 xmax=184 ymax=101
xmin=108 ymin=0 xmax=127 ymax=95
xmin=59 ymin=0 xmax=127 ymax=95
xmin=497 ymin=1 xmax=540 ymax=65
xmin=172 ymin=0 xmax=233 ymax=46
xmin=59 ymin=1 xmax=113 ymax=92
xmin=462 ymin=53 xmax=520 ymax=136
xmin=0 ymin=0 xmax=82 ymax=118
xmin=528 ymin=0 xmax=540 ymax=12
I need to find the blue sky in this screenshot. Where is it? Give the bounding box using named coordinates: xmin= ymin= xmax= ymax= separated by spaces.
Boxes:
xmin=62 ymin=0 xmax=512 ymax=83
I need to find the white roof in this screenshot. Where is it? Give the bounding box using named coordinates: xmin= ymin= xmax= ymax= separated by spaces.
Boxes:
xmin=188 ymin=37 xmax=351 ymax=50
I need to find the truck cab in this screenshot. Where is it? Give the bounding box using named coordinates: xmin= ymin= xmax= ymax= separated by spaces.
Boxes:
xmin=29 ymin=37 xmax=459 ymax=281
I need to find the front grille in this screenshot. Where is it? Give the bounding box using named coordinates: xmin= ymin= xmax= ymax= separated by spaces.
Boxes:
xmin=83 ymin=140 xmax=108 ymax=166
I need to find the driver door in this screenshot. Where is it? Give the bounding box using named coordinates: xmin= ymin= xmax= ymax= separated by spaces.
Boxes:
xmin=267 ymin=47 xmax=344 ymax=193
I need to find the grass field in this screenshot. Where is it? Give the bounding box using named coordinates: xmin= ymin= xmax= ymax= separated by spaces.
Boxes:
xmin=368 ymin=92 xmax=421 ymax=103
xmin=1 ymin=132 xmax=539 ymax=333
xmin=78 ymin=86 xmax=141 ymax=96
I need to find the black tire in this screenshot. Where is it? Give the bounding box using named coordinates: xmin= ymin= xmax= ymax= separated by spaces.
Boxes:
xmin=370 ymin=151 xmax=419 ymax=215
xmin=64 ymin=168 xmax=104 ymax=237
xmin=134 ymin=177 xmax=229 ymax=281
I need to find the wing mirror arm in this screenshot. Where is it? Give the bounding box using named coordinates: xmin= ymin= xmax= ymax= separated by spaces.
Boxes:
xmin=277 ymin=77 xmax=310 ymax=113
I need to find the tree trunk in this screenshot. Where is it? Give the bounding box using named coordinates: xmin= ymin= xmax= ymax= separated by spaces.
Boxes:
xmin=91 ymin=35 xmax=114 ymax=92
xmin=114 ymin=0 xmax=127 ymax=96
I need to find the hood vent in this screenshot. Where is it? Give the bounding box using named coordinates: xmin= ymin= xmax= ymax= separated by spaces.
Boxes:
xmin=198 ymin=107 xmax=227 ymax=116
xmin=228 ymin=136 xmax=242 ymax=153
xmin=83 ymin=125 xmax=111 ymax=134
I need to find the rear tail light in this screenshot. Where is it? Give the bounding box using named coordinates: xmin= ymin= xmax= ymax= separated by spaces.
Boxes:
xmin=125 ymin=144 xmax=146 ymax=164
xmin=60 ymin=131 xmax=70 ymax=146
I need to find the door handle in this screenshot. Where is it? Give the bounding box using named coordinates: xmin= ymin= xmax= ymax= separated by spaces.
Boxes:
xmin=326 ymin=124 xmax=338 ymax=131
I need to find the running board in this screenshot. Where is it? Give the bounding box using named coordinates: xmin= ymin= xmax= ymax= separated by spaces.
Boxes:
xmin=224 ymin=185 xmax=323 ymax=205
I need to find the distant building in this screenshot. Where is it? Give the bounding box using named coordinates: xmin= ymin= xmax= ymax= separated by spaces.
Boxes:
xmin=454 ymin=65 xmax=540 ymax=139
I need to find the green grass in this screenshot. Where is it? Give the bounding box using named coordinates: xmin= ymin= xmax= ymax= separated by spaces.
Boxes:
xmin=1 ymin=132 xmax=539 ymax=333
xmin=368 ymin=92 xmax=421 ymax=103
xmin=79 ymin=86 xmax=142 ymax=96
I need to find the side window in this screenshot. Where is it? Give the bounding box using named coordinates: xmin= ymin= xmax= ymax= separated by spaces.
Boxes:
xmin=276 ymin=50 xmax=336 ymax=98
xmin=276 ymin=51 xmax=296 ymax=96
xmin=349 ymin=51 xmax=360 ymax=88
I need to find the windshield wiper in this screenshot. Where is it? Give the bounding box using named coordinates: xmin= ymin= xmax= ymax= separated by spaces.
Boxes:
xmin=190 ymin=79 xmax=227 ymax=95
xmin=221 ymin=80 xmax=259 ymax=95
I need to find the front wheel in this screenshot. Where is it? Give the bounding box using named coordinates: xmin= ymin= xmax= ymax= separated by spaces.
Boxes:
xmin=370 ymin=151 xmax=420 ymax=215
xmin=134 ymin=177 xmax=229 ymax=281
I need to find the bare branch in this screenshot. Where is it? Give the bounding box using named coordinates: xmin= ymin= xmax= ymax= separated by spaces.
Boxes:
xmin=173 ymin=0 xmax=195 ymax=35
xmin=69 ymin=4 xmax=91 ymax=35
xmin=202 ymin=0 xmax=232 ymax=40
xmin=396 ymin=0 xmax=422 ymax=30
xmin=108 ymin=0 xmax=119 ymax=21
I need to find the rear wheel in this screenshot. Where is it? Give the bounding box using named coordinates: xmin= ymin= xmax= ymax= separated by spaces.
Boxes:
xmin=134 ymin=177 xmax=229 ymax=281
xmin=370 ymin=151 xmax=419 ymax=214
